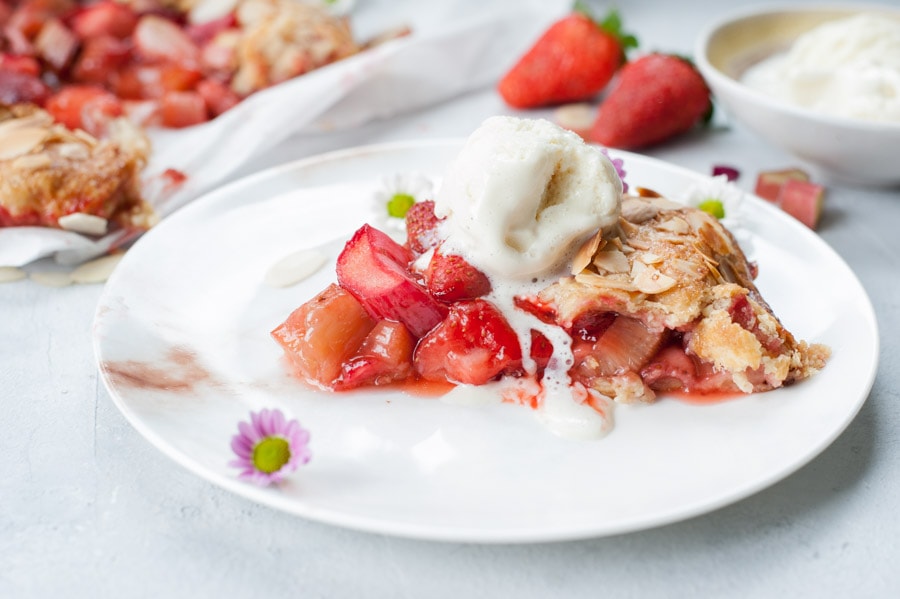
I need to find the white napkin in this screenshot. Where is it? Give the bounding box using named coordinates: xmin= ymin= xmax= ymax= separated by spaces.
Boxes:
xmin=0 ymin=0 xmax=568 ymax=266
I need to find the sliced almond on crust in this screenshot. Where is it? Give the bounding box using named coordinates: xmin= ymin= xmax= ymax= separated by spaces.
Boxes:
xmin=11 ymin=153 xmax=52 ymax=169
xmin=593 ymin=249 xmax=630 ymax=274
xmin=53 ymin=142 xmax=91 ymax=160
xmin=0 ymin=112 xmax=53 ymax=136
xmin=58 ymin=212 xmax=109 ymax=236
xmin=571 ymin=230 xmax=602 ymax=275
xmin=632 ymin=260 xmax=676 ymax=294
xmin=0 ymin=127 xmax=48 ymax=160
xmin=621 ymin=198 xmax=660 ymax=223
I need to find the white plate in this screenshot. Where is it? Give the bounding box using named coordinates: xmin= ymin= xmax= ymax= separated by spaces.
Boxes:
xmin=93 ymin=141 xmax=879 ymax=543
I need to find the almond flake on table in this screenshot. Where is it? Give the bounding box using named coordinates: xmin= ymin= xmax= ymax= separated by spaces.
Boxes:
xmin=70 ymin=254 xmax=125 ymax=284
xmin=30 ymin=271 xmax=73 ymax=288
xmin=0 ymin=266 xmax=26 ymax=283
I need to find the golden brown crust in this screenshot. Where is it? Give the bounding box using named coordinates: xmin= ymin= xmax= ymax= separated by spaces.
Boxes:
xmin=230 ymin=0 xmax=360 ymax=95
xmin=537 ymin=194 xmax=829 ymax=402
xmin=0 ymin=104 xmax=154 ymax=231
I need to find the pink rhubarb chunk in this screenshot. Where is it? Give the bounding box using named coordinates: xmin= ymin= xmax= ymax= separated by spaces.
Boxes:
xmin=754 ymin=168 xmax=809 ymax=202
xmin=336 ymin=224 xmax=445 ymax=338
xmin=777 ymin=179 xmax=825 ymax=229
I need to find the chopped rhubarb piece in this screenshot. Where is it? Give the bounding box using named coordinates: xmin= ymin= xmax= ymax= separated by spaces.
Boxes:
xmin=196 ymin=78 xmax=240 ymax=117
xmin=271 ymin=283 xmax=376 ymax=389
xmin=34 ymin=19 xmax=79 ymax=72
xmin=0 ymin=69 xmax=51 ymax=105
xmin=133 ymin=14 xmax=200 ymax=69
xmin=336 ymin=224 xmax=445 ymax=338
xmin=754 ymin=168 xmax=809 ymax=202
xmin=414 ymin=300 xmax=523 ymax=385
xmin=776 ymin=179 xmax=825 ymax=230
xmin=185 ymin=12 xmax=238 ymax=46
xmin=573 ymin=316 xmax=667 ymax=380
xmin=424 ymin=251 xmax=492 ymax=302
xmin=71 ymin=36 xmax=132 ymax=85
xmin=335 ymin=320 xmax=416 ymax=390
xmin=404 ymin=200 xmax=442 ymax=255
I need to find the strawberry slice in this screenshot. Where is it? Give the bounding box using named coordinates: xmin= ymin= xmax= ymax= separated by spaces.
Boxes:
xmin=45 ymin=85 xmax=123 ymax=134
xmin=160 ymin=90 xmax=208 ymax=128
xmin=271 ymin=283 xmax=376 ymax=389
xmin=414 ymin=300 xmax=522 ymax=385
xmin=336 ymin=224 xmax=445 ymax=338
xmin=69 ymin=1 xmax=139 ymax=40
xmin=424 ymin=251 xmax=491 ymax=302
xmin=196 ymin=78 xmax=240 ymax=117
xmin=530 ymin=330 xmax=554 ymax=372
xmin=0 ymin=54 xmax=41 ymax=77
xmin=335 ymin=320 xmax=416 ymax=390
xmin=404 ymin=200 xmax=442 ymax=255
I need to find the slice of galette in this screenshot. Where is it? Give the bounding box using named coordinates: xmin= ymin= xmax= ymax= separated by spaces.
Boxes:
xmin=526 ymin=192 xmax=829 ymax=403
xmin=0 ymin=103 xmax=154 ymax=233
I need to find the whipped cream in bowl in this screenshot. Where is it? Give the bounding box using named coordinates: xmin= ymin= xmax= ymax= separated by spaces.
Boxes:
xmin=740 ymin=13 xmax=900 ymax=124
xmin=695 ymin=5 xmax=900 ymax=186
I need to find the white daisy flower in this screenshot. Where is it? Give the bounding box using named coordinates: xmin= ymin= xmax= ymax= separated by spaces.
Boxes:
xmin=680 ymin=174 xmax=753 ymax=255
xmin=371 ymin=171 xmax=437 ymax=239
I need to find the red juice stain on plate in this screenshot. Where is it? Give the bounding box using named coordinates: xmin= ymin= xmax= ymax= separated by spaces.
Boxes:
xmin=668 ymin=390 xmax=741 ymax=405
xmin=381 ymin=378 xmax=456 ymax=399
xmin=102 ymin=346 xmax=216 ymax=393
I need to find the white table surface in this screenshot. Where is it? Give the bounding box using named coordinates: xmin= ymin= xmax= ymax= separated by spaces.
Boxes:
xmin=3 ymin=0 xmax=899 ymax=596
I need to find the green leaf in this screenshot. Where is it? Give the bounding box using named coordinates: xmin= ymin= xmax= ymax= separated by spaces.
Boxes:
xmin=595 ymin=8 xmax=639 ymax=52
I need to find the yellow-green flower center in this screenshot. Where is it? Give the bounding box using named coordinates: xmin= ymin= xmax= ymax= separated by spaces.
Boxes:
xmin=698 ymin=199 xmax=725 ymax=219
xmin=252 ymin=437 xmax=291 ymax=474
xmin=387 ymin=193 xmax=415 ymax=218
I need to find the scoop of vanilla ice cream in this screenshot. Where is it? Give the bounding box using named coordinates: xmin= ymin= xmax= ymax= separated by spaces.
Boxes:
xmin=434 ymin=116 xmax=622 ymax=280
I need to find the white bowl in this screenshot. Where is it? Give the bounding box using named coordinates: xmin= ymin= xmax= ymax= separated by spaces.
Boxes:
xmin=695 ymin=4 xmax=900 ymax=187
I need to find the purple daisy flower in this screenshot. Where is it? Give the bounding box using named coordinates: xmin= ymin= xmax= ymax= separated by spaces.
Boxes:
xmin=601 ymin=148 xmax=629 ymax=194
xmin=229 ymin=408 xmax=311 ymax=486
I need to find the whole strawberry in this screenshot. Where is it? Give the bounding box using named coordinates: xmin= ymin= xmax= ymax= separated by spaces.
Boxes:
xmin=590 ymin=53 xmax=711 ymax=149
xmin=498 ymin=7 xmax=637 ymax=109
